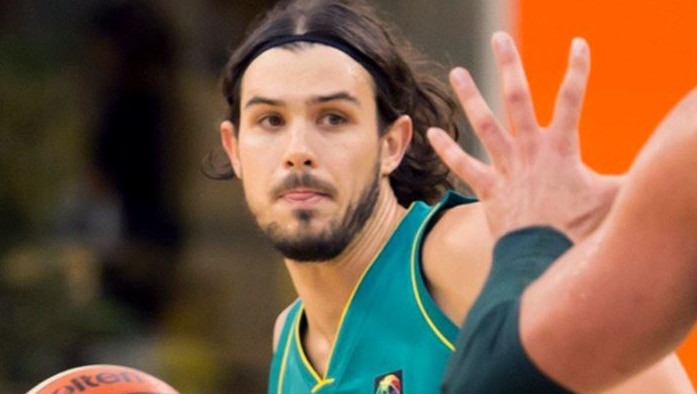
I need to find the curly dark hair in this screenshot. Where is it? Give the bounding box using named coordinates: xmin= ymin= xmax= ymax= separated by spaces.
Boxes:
xmin=205 ymin=0 xmax=460 ymax=207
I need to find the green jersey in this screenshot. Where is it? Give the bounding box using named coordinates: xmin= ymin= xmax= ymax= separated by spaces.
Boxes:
xmin=268 ymin=192 xmax=475 ymax=394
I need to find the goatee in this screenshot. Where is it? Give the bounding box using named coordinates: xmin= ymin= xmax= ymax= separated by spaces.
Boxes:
xmin=262 ymin=168 xmax=380 ymax=262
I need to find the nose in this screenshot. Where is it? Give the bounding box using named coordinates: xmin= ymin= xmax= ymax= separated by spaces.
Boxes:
xmin=283 ymin=122 xmax=317 ymax=171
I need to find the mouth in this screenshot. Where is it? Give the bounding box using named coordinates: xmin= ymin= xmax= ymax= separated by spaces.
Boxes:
xmin=271 ymin=173 xmax=337 ymax=208
xmin=278 ymin=188 xmax=331 ymax=205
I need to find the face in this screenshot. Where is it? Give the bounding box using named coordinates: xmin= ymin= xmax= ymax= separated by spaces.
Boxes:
xmin=222 ymin=44 xmax=405 ymax=262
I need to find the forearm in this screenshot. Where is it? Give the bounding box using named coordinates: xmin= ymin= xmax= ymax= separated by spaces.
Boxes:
xmin=441 ymin=226 xmax=574 ymax=394
xmin=521 ymin=87 xmax=697 ymax=392
xmin=432 ymin=28 xmax=697 ymax=392
xmin=443 ymin=213 xmax=697 ymax=394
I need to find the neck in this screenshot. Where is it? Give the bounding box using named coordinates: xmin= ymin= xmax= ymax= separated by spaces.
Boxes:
xmin=285 ymin=182 xmax=406 ymax=344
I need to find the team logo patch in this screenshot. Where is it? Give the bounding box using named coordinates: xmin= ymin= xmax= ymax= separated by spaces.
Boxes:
xmin=374 ymin=370 xmax=402 ymax=394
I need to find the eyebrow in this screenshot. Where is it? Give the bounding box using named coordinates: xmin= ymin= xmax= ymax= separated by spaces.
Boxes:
xmin=243 ymin=91 xmax=361 ymax=109
xmin=244 ymin=96 xmax=282 ymax=109
xmin=308 ymin=92 xmax=361 ymax=107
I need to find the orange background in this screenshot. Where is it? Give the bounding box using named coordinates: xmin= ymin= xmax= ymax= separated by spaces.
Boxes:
xmin=515 ymin=0 xmax=697 ymax=385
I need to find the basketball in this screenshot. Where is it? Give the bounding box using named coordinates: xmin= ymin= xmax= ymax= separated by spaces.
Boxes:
xmin=26 ymin=364 xmax=180 ymax=394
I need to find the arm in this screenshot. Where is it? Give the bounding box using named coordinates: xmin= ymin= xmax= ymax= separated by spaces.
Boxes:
xmin=521 ymin=86 xmax=697 ymax=391
xmin=421 ymin=202 xmax=494 ymax=325
xmin=431 ymin=31 xmax=697 ymax=393
xmin=422 ymin=28 xmax=617 ymax=326
xmin=602 ymin=354 xmax=694 ymax=394
xmin=272 ymin=304 xmax=293 ymax=352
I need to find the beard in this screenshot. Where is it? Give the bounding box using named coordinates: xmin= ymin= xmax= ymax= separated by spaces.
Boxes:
xmin=261 ymin=166 xmax=381 ymax=262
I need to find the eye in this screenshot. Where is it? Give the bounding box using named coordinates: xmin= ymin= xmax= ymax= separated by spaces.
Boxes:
xmin=259 ymin=114 xmax=285 ymax=129
xmin=319 ymin=112 xmax=348 ymax=127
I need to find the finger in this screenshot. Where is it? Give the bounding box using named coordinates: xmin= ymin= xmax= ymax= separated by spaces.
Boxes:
xmin=492 ymin=31 xmax=538 ymax=137
xmin=427 ymin=127 xmax=493 ymax=196
xmin=449 ymin=67 xmax=513 ymax=170
xmin=551 ymin=37 xmax=591 ymax=150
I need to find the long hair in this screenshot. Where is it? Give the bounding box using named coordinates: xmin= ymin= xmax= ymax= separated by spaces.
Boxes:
xmin=206 ymin=0 xmax=460 ymax=207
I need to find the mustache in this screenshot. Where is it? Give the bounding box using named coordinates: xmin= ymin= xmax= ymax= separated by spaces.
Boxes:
xmin=271 ymin=173 xmax=337 ymax=198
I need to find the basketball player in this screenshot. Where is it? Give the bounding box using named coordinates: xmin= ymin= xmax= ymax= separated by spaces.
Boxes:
xmin=210 ymin=0 xmax=693 ymax=392
xmin=431 ymin=32 xmax=697 ymax=394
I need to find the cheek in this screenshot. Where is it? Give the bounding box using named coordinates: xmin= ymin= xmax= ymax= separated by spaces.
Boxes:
xmin=236 ymin=143 xmax=276 ymax=203
xmin=239 ymin=173 xmax=274 ymax=225
xmin=334 ymin=144 xmax=381 ymax=191
xmin=237 ymin=135 xmax=277 ymax=176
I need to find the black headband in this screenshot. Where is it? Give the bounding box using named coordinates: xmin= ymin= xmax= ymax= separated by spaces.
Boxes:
xmin=237 ymin=32 xmax=391 ymax=96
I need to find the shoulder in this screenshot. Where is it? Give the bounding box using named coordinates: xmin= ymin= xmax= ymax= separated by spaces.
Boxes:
xmin=272 ymin=301 xmax=298 ymax=353
xmin=425 ymin=199 xmax=490 ymax=256
xmin=421 ymin=200 xmax=495 ymax=325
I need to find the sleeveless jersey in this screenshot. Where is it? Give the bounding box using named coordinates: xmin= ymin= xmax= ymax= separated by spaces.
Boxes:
xmin=268 ymin=191 xmax=475 ymax=394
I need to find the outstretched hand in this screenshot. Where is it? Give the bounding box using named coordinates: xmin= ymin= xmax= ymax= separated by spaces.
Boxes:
xmin=428 ymin=32 xmax=621 ymax=242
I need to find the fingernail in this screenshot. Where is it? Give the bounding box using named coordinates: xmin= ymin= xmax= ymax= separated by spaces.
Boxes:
xmin=492 ymin=31 xmax=511 ymax=52
xmin=427 ymin=128 xmax=444 ymax=143
xmin=450 ymin=68 xmax=470 ymax=88
xmin=572 ymin=37 xmax=587 ymax=58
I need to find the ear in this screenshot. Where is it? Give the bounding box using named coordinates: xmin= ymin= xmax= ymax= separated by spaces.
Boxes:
xmin=380 ymin=115 xmax=413 ymax=176
xmin=220 ymin=120 xmax=242 ymax=178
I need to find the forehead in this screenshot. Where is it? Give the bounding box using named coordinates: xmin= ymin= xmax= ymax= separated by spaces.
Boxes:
xmin=240 ymin=44 xmax=375 ymax=104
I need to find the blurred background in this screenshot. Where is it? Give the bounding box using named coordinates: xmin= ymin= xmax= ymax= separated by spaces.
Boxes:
xmin=0 ymin=1 xmax=500 ymax=392
xmin=2 ymin=0 xmax=697 ymax=393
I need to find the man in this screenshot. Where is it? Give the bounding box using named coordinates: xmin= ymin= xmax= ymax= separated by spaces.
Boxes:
xmin=431 ymin=31 xmax=697 ymax=394
xmin=210 ymin=0 xmax=693 ymax=392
